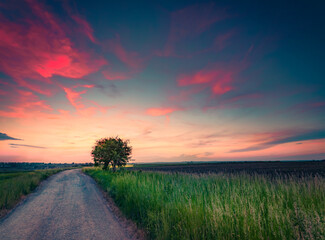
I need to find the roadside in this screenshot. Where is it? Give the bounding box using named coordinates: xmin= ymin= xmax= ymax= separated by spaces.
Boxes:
xmin=82 ymin=169 xmax=147 ymax=240
xmin=0 ymin=169 xmax=138 ymax=240
xmin=0 ymin=168 xmax=72 ymax=219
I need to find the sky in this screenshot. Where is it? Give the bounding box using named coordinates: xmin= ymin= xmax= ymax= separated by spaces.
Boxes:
xmin=0 ymin=0 xmax=324 ymax=163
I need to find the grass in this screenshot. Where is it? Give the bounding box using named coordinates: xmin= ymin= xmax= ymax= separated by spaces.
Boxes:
xmin=83 ymin=168 xmax=325 ymax=240
xmin=0 ymin=168 xmax=66 ymax=213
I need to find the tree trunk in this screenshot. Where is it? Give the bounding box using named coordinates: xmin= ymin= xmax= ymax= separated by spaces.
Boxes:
xmin=103 ymin=162 xmax=109 ymax=170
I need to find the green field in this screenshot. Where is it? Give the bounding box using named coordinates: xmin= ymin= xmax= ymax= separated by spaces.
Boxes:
xmin=84 ymin=168 xmax=325 ymax=240
xmin=0 ymin=169 xmax=65 ymax=215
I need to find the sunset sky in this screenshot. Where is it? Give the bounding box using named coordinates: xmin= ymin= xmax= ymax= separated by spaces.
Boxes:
xmin=0 ymin=0 xmax=324 ymax=163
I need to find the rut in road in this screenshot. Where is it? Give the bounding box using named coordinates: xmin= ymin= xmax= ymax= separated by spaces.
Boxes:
xmin=0 ymin=169 xmax=131 ymax=240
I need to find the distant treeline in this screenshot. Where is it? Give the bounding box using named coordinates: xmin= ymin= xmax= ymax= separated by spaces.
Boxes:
xmin=0 ymin=162 xmax=93 ymax=172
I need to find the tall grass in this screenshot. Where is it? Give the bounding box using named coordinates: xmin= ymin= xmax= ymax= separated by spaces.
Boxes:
xmin=84 ymin=168 xmax=325 ymax=240
xmin=0 ymin=169 xmax=64 ymax=211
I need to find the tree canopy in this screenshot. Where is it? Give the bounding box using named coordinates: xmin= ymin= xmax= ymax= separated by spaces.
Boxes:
xmin=91 ymin=137 xmax=132 ymax=171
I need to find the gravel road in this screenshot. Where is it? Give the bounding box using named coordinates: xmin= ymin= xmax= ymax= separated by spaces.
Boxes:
xmin=0 ymin=169 xmax=130 ymax=240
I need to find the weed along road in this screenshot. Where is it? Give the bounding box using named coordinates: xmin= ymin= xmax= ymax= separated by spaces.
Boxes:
xmin=0 ymin=169 xmax=130 ymax=240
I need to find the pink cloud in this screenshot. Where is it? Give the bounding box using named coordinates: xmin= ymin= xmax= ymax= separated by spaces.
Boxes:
xmin=88 ymin=100 xmax=113 ymax=113
xmin=0 ymin=89 xmax=52 ymax=118
xmin=230 ymin=129 xmax=325 ymax=153
xmin=63 ymin=87 xmax=87 ymax=110
xmin=146 ymin=107 xmax=181 ymax=116
xmin=74 ymin=84 xmax=95 ymax=89
xmin=169 ymin=87 xmax=205 ymax=102
xmin=175 ymin=55 xmax=250 ymax=102
xmin=178 ymin=68 xmax=235 ymax=95
xmin=62 ymin=85 xmax=112 ymax=115
xmin=0 ymin=0 xmax=107 ymax=94
xmin=146 ymin=107 xmax=182 ymax=124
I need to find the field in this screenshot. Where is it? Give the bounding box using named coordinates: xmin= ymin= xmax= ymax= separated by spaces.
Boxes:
xmin=133 ymin=160 xmax=325 ymax=177
xmin=0 ymin=162 xmax=91 ymax=173
xmin=0 ymin=168 xmax=66 ymax=218
xmin=84 ymin=164 xmax=325 ymax=240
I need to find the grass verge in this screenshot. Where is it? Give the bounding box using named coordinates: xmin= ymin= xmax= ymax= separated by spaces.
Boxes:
xmin=0 ymin=168 xmax=67 ymax=217
xmin=83 ymin=168 xmax=325 ymax=240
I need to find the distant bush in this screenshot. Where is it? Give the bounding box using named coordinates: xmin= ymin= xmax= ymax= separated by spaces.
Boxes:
xmin=84 ymin=168 xmax=325 ymax=240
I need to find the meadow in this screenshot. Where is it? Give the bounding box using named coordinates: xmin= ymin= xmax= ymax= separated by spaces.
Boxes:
xmin=132 ymin=161 xmax=325 ymax=176
xmin=84 ymin=168 xmax=325 ymax=240
xmin=0 ymin=168 xmax=65 ymax=217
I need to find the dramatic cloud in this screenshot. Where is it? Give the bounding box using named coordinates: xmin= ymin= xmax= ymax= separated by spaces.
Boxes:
xmin=0 ymin=89 xmax=52 ymax=118
xmin=230 ymin=130 xmax=325 ymax=153
xmin=10 ymin=143 xmax=46 ymax=149
xmin=62 ymin=85 xmax=112 ymax=115
xmin=0 ymin=133 xmax=21 ymax=141
xmin=0 ymin=0 xmax=107 ymax=94
xmin=0 ymin=1 xmax=324 ymax=163
xmin=178 ymin=69 xmax=234 ymax=95
xmin=63 ymin=87 xmax=88 ymax=110
xmin=177 ymin=61 xmax=246 ymax=97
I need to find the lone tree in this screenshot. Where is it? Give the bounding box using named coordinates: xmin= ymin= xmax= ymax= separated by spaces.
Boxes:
xmin=91 ymin=137 xmax=132 ymax=171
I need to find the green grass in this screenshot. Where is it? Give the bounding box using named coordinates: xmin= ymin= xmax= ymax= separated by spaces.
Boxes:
xmin=0 ymin=169 xmax=65 ymax=212
xmin=83 ymin=168 xmax=325 ymax=240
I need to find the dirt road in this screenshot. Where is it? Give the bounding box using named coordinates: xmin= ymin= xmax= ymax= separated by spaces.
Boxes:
xmin=0 ymin=169 xmax=131 ymax=240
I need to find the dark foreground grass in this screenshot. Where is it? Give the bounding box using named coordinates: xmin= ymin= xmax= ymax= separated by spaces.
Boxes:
xmin=84 ymin=168 xmax=325 ymax=240
xmin=0 ymin=168 xmax=66 ymax=214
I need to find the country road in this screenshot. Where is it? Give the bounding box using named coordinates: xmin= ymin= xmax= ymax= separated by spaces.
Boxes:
xmin=0 ymin=169 xmax=131 ymax=240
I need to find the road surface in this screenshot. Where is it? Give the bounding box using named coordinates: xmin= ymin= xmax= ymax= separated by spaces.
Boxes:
xmin=0 ymin=169 xmax=131 ymax=240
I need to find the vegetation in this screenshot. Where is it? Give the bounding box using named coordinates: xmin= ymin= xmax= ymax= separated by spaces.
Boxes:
xmin=84 ymin=168 xmax=325 ymax=240
xmin=132 ymin=160 xmax=325 ymax=176
xmin=0 ymin=162 xmax=92 ymax=173
xmin=0 ymin=169 xmax=65 ymax=215
xmin=91 ymin=137 xmax=132 ymax=171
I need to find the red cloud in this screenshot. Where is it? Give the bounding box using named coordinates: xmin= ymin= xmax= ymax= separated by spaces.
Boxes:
xmin=178 ymin=68 xmax=235 ymax=95
xmin=62 ymin=85 xmax=112 ymax=115
xmin=63 ymin=87 xmax=87 ymax=110
xmin=158 ymin=3 xmax=228 ymax=57
xmin=0 ymin=0 xmax=107 ymax=94
xmin=175 ymin=58 xmax=249 ymax=102
xmin=146 ymin=107 xmax=180 ymax=116
xmin=146 ymin=107 xmax=182 ymax=124
xmin=0 ymin=89 xmax=52 ymax=118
